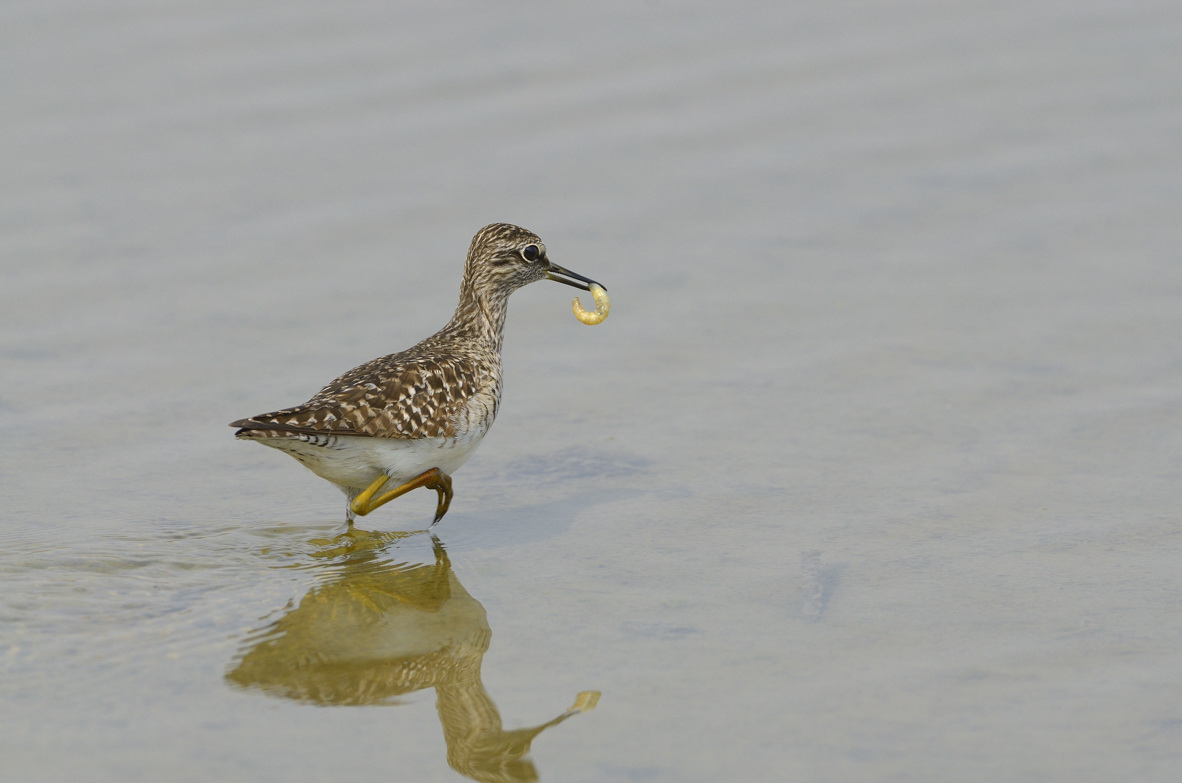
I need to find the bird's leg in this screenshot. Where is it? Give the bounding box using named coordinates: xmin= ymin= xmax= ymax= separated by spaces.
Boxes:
xmin=350 ymin=468 xmax=454 ymax=523
xmin=350 ymin=475 xmax=390 ymax=517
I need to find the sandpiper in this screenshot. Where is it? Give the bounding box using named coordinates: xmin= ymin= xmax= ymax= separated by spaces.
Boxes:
xmin=230 ymin=223 xmax=607 ymax=525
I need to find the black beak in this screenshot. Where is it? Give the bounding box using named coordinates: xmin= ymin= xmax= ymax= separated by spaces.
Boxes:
xmin=545 ymin=262 xmax=606 ymax=292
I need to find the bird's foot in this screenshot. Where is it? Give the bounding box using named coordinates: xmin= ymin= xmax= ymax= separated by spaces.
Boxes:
xmin=349 ymin=468 xmax=454 ymax=524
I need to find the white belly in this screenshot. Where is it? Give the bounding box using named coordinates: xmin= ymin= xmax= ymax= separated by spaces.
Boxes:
xmin=256 ymin=431 xmax=485 ymax=491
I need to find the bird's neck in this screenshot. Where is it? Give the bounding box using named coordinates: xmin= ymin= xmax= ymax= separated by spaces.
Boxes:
xmin=446 ymin=282 xmax=509 ymax=355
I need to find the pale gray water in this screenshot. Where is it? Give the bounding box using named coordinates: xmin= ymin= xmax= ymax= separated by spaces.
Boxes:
xmin=3 ymin=1 xmax=1182 ymax=781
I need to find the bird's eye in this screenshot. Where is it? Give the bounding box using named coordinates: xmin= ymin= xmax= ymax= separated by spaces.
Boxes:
xmin=521 ymin=244 xmax=540 ymax=262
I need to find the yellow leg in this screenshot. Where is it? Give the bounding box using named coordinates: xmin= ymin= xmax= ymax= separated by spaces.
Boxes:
xmin=350 ymin=475 xmax=392 ymax=516
xmin=349 ymin=468 xmax=454 ymax=524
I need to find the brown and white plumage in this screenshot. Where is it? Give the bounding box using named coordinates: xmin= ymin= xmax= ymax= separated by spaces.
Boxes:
xmin=231 ymin=223 xmax=605 ymax=524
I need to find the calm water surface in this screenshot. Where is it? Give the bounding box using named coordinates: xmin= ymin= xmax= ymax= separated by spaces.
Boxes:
xmin=3 ymin=1 xmax=1181 ymax=781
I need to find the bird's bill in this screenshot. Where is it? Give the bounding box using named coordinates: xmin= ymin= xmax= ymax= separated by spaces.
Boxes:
xmin=545 ymin=263 xmax=605 ymax=292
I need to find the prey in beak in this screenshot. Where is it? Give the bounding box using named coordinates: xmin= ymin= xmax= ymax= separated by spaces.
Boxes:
xmin=545 ymin=263 xmax=610 ymax=325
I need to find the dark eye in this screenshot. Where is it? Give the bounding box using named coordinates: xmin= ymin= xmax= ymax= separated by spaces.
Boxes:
xmin=521 ymin=244 xmax=540 ymax=262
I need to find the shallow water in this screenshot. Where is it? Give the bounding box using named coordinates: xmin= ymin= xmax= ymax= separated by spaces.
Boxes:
xmin=3 ymin=1 xmax=1182 ymax=781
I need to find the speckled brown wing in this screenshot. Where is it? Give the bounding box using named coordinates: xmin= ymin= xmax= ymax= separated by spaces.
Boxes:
xmin=231 ymin=352 xmax=481 ymax=440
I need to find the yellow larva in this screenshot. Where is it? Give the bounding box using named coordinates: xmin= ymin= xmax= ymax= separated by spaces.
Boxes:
xmin=572 ymin=283 xmax=610 ymax=325
xmin=567 ymin=690 xmax=601 ymax=713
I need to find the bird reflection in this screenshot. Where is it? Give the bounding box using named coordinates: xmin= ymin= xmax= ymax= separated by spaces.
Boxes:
xmin=226 ymin=532 xmax=598 ymax=783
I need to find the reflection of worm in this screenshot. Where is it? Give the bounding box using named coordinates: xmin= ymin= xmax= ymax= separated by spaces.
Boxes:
xmin=573 ymin=283 xmax=610 ymax=325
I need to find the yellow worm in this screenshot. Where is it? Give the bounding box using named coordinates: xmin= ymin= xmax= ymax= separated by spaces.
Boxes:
xmin=568 ymin=691 xmax=601 ymax=713
xmin=572 ymin=283 xmax=610 ymax=325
